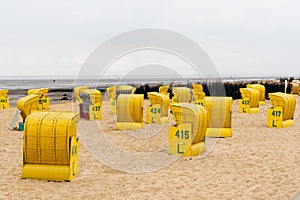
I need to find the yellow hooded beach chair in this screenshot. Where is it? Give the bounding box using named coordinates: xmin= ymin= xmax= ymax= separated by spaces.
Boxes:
xmin=116 ymin=94 xmax=144 ymax=130
xmin=247 ymin=84 xmax=266 ymax=105
xmin=28 ymin=88 xmax=50 ymax=110
xmin=172 ymin=87 xmax=192 ymax=103
xmin=291 ymin=80 xmax=299 ymax=95
xmin=239 ymin=88 xmax=260 ymax=113
xmin=107 ymin=85 xmax=136 ymax=114
xmin=17 ymin=94 xmax=40 ymax=121
xmin=159 ymin=85 xmax=170 ymax=97
xmin=204 ymin=97 xmax=232 ymax=137
xmin=267 ymin=92 xmax=296 ymax=128
xmin=22 ymin=111 xmax=80 ymax=181
xmin=169 ymin=103 xmax=208 ymax=156
xmin=191 ymin=83 xmax=206 ymax=106
xmin=74 ymin=86 xmax=89 ymax=103
xmin=79 ymin=89 xmax=102 ymax=120
xmin=0 ymin=89 xmax=9 ymax=109
xmin=146 ymin=92 xmax=170 ymax=124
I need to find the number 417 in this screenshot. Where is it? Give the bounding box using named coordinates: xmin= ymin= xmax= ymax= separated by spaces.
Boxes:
xmin=272 ymin=110 xmax=281 ymax=117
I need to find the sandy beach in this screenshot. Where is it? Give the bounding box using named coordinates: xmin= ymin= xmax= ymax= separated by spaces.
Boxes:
xmin=2 ymin=0 xmax=300 ymax=198
xmin=0 ymin=97 xmax=299 ymax=199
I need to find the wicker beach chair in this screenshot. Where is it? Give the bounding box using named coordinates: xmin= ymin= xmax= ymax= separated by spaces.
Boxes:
xmin=239 ymin=88 xmax=260 ymax=113
xmin=267 ymin=92 xmax=296 ymax=128
xmin=204 ymin=97 xmax=233 ymax=137
xmin=169 ymin=103 xmax=208 ymax=156
xmin=116 ymin=94 xmax=144 ymax=130
xmin=146 ymin=92 xmax=170 ymax=124
xmin=22 ymin=111 xmax=80 ymax=181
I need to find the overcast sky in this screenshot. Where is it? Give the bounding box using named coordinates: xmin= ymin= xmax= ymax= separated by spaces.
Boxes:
xmin=0 ymin=0 xmax=299 ymax=77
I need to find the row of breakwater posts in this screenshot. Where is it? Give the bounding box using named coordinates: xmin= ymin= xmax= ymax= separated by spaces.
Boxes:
xmin=1 ymin=78 xmax=299 ymax=182
xmin=133 ymin=79 xmax=297 ymax=100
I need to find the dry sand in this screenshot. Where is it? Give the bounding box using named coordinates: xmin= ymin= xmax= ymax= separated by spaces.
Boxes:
xmin=0 ymin=97 xmax=300 ymax=199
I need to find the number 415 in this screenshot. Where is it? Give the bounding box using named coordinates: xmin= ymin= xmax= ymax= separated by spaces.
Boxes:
xmin=175 ymin=130 xmax=190 ymax=139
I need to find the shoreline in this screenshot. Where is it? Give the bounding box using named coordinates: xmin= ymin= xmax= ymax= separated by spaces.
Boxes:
xmin=3 ymin=78 xmax=297 ymax=107
xmin=6 ymin=90 xmax=73 ymax=107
